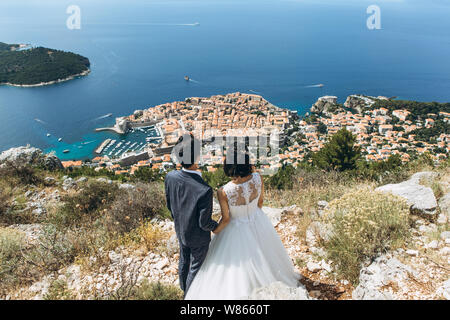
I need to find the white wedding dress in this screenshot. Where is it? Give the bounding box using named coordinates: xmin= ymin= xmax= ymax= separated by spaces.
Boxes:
xmin=185 ymin=172 xmax=300 ymax=300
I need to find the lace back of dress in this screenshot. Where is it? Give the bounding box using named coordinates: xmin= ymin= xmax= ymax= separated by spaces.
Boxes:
xmin=223 ymin=173 xmax=261 ymax=207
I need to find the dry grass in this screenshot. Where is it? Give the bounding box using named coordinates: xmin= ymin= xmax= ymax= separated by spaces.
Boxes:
xmin=117 ymin=221 xmax=169 ymax=253
xmin=323 ymin=188 xmax=411 ymax=284
xmin=264 ymin=169 xmax=376 ymax=212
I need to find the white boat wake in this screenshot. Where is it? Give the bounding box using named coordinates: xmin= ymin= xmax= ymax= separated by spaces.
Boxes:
xmin=249 ymin=89 xmax=261 ymax=94
xmin=34 ymin=118 xmax=47 ymax=125
xmin=81 ymin=140 xmax=96 ymax=145
xmin=304 ymin=84 xmax=324 ymax=88
xmin=93 ymin=113 xmax=113 ymax=121
xmin=188 ymin=78 xmax=201 ymax=84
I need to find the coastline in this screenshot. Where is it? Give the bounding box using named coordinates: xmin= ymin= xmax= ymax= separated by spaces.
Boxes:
xmin=0 ymin=69 xmax=91 ymax=88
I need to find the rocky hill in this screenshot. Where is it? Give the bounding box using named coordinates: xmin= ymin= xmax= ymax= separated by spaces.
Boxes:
xmin=0 ymin=146 xmax=448 ymax=300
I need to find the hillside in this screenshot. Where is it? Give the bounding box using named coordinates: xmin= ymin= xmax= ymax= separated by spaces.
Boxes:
xmin=0 ymin=146 xmax=449 ymax=300
xmin=0 ymin=42 xmax=90 ymax=86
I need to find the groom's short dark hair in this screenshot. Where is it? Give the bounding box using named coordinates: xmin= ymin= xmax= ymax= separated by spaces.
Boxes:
xmin=173 ymin=133 xmax=201 ymax=169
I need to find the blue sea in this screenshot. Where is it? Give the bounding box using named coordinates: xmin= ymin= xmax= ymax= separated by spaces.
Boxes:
xmin=1 ymin=0 xmax=450 ymax=160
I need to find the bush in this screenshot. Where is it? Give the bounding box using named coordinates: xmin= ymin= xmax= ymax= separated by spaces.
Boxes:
xmin=265 ymin=164 xmax=296 ymax=190
xmin=131 ymin=167 xmax=165 ymax=183
xmin=0 ymin=188 xmax=10 ymax=217
xmin=0 ymin=228 xmax=25 ymax=294
xmin=106 ymin=183 xmax=167 ymax=235
xmin=202 ymin=168 xmax=230 ymax=190
xmin=51 ymin=180 xmax=118 ymax=228
xmin=323 ymin=188 xmax=411 ymax=284
xmin=119 ymin=221 xmax=168 ymax=252
xmin=129 ymin=281 xmax=183 ymax=300
xmin=0 ymin=162 xmax=42 ymax=186
xmin=24 ymin=225 xmax=75 ymax=273
xmin=44 ymin=279 xmax=75 ymax=300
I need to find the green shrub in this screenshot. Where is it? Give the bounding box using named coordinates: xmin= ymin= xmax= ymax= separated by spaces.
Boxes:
xmin=129 ymin=281 xmax=183 ymax=300
xmin=50 ymin=180 xmax=118 ymax=228
xmin=131 ymin=167 xmax=165 ymax=183
xmin=202 ymin=168 xmax=230 ymax=190
xmin=0 ymin=162 xmax=42 ymax=186
xmin=323 ymin=188 xmax=411 ymax=284
xmin=44 ymin=279 xmax=75 ymax=300
xmin=0 ymin=228 xmax=26 ymax=295
xmin=24 ymin=225 xmax=75 ymax=273
xmin=265 ymin=164 xmax=296 ymax=190
xmin=0 ymin=188 xmax=10 ymax=217
xmin=106 ymin=183 xmax=167 ymax=235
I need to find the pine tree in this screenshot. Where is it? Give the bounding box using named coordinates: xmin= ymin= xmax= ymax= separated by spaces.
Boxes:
xmin=312 ymin=128 xmax=361 ymax=171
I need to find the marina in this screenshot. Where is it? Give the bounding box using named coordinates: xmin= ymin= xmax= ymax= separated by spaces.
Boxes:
xmin=94 ymin=125 xmax=162 ymax=159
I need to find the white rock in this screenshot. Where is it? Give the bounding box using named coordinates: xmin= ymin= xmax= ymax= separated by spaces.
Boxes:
xmin=154 ymin=257 xmax=169 ymax=270
xmin=319 ymin=260 xmax=332 ymax=273
xmin=440 ymin=231 xmax=450 ymax=240
xmin=436 ymin=279 xmax=450 ymax=300
xmin=119 ymin=183 xmax=135 ymax=190
xmin=425 ymin=240 xmax=439 ymax=249
xmin=352 ymin=256 xmax=418 ymax=300
xmin=76 ymin=177 xmax=88 ymax=183
xmin=437 ymin=214 xmax=448 ymax=225
xmin=376 ymin=174 xmax=438 ymax=218
xmin=307 ymin=261 xmax=322 ymax=273
xmin=439 ymin=247 xmax=450 ymax=256
xmin=406 ymin=249 xmax=419 ymax=257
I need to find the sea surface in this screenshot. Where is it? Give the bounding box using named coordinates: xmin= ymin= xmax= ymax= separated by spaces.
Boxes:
xmin=1 ymin=0 xmax=450 ymax=160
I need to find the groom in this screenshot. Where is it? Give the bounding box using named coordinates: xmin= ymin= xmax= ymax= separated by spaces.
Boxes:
xmin=164 ymin=133 xmax=218 ymax=296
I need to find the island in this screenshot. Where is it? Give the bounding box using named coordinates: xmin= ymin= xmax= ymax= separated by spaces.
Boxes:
xmin=0 ymin=42 xmax=90 ymax=87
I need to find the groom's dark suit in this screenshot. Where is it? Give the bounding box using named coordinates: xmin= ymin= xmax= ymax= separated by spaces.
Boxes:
xmin=164 ymin=169 xmax=218 ymax=295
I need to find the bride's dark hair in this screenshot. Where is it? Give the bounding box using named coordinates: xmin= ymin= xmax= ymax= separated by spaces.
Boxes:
xmin=223 ymin=142 xmax=253 ymax=178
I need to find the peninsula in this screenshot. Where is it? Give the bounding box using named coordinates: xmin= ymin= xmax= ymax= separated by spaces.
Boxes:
xmin=0 ymin=42 xmax=90 ymax=87
xmin=83 ymin=92 xmax=449 ymax=176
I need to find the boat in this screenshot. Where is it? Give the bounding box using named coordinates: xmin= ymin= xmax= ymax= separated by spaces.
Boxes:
xmin=46 ymin=133 xmax=51 ymax=137
xmin=193 ymin=22 xmax=200 ymax=26
xmin=58 ymin=138 xmax=62 ymax=142
xmin=63 ymin=149 xmax=70 ymax=153
xmin=318 ymin=84 xmax=324 ymax=88
xmin=184 ymin=76 xmax=190 ymax=81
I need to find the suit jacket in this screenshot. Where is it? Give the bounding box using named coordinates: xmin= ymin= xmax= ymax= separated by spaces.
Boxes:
xmin=165 ymin=170 xmax=218 ymax=248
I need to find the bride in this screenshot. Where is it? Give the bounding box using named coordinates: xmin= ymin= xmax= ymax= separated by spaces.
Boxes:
xmin=185 ymin=149 xmax=300 ymax=300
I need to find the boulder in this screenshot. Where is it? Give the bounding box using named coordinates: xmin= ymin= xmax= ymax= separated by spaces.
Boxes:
xmin=0 ymin=146 xmax=62 ymax=170
xmin=376 ymin=173 xmax=438 ymax=218
xmin=62 ymin=177 xmax=76 ymax=191
xmin=409 ymin=171 xmax=439 ymax=185
xmin=119 ymin=183 xmax=135 ymax=190
xmin=245 ymin=281 xmax=310 ymax=300
xmin=352 ymin=255 xmax=419 ymax=300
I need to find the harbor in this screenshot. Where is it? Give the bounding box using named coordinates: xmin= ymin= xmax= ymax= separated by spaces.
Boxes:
xmin=94 ymin=125 xmax=162 ymax=159
xmin=44 ymin=124 xmax=163 ymax=161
